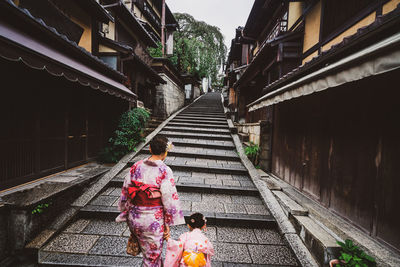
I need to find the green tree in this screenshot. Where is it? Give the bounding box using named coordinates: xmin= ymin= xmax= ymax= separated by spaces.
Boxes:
xmin=171 ymin=13 xmax=226 ymax=87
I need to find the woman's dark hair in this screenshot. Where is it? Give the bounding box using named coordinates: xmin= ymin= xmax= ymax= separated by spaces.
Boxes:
xmin=188 ymin=213 xmax=206 ymax=229
xmin=149 ymin=135 xmax=168 ymax=155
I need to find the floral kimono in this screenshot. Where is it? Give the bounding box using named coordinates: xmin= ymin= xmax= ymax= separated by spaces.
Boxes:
xmin=118 ymin=159 xmax=185 ymax=267
xmin=164 ymin=228 xmax=214 ymax=267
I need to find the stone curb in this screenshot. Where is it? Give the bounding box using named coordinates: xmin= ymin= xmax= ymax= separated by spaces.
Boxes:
xmin=222 ymin=95 xmax=318 ymax=267
xmin=27 ymin=98 xmax=202 ymax=252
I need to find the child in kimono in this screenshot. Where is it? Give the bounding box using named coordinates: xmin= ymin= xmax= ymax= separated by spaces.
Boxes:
xmin=164 ymin=213 xmax=214 ymax=267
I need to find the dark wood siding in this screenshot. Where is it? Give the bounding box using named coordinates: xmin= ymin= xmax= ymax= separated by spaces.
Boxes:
xmin=0 ymin=58 xmax=127 ymax=190
xmin=271 ymin=69 xmax=400 ymax=252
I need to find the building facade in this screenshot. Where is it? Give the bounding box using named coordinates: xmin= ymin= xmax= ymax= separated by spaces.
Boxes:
xmin=226 ymin=0 xmax=400 ymax=255
xmin=0 ymin=0 xmax=180 ymax=189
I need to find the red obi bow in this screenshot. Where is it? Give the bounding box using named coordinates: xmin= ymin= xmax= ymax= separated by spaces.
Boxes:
xmin=128 ymin=180 xmax=162 ymax=200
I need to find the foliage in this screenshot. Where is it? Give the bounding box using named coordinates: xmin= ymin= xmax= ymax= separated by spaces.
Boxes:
xmin=244 ymin=142 xmax=260 ymax=165
xmin=32 ymin=202 xmax=52 ymax=215
xmin=100 ymin=108 xmax=150 ymax=163
xmin=148 ymin=42 xmax=163 ymax=58
xmin=171 ymin=13 xmax=226 ymax=87
xmin=335 ymin=239 xmax=376 ymax=267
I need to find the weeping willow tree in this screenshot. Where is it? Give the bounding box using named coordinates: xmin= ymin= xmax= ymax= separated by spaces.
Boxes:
xmin=170 ymin=13 xmax=226 ymax=88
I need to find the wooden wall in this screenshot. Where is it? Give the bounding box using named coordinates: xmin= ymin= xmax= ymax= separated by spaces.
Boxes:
xmin=271 ymin=69 xmax=400 ymax=252
xmin=0 ymin=59 xmax=127 ymax=189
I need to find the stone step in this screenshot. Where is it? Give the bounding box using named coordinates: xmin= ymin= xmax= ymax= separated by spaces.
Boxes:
xmin=175 ymin=115 xmax=226 ymax=121
xmin=125 ymin=157 xmax=247 ymax=175
xmin=290 ymin=215 xmax=341 ymax=266
xmin=167 ymin=122 xmax=229 ymax=129
xmin=160 ymin=131 xmax=232 ymax=141
xmin=172 ymin=118 xmax=228 ymax=125
xmin=110 ymin=177 xmax=257 ymax=194
xmin=171 ymin=140 xmax=236 ymax=150
xmin=79 ymin=206 xmax=275 ymax=228
xmin=163 ymin=126 xmax=231 ymax=135
xmin=273 ymin=191 xmax=309 ymax=217
xmin=39 ymin=218 xmax=299 ymax=266
xmin=141 ymin=147 xmax=240 ymax=161
xmin=179 ymin=113 xmax=226 ymax=118
xmin=166 ymin=162 xmax=247 ymax=175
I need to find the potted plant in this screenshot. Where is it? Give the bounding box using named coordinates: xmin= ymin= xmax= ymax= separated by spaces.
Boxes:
xmin=330 ymin=239 xmax=376 ymax=267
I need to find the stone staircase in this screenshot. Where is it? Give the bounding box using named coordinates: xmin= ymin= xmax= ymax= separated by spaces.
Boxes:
xmin=143 ymin=116 xmax=164 ymax=137
xmin=37 ymin=93 xmax=301 ymax=266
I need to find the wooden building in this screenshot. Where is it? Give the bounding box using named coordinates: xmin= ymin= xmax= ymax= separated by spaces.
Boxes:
xmin=233 ymin=0 xmax=400 ymax=255
xmin=97 ymin=0 xmax=178 ymax=110
xmin=0 ymin=0 xmax=139 ymax=189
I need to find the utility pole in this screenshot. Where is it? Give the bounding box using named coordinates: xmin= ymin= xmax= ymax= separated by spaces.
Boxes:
xmin=161 ymin=0 xmax=166 ymax=57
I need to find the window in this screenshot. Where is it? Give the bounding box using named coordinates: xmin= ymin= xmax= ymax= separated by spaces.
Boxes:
xmin=322 ymin=0 xmax=377 ymax=40
xmin=99 ymin=55 xmax=118 ymax=70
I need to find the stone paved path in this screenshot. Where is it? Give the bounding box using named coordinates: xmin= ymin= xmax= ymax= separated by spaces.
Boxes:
xmin=38 ymin=93 xmax=300 ymax=266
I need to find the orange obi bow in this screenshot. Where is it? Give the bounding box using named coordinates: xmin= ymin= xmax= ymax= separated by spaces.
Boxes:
xmin=128 ymin=180 xmax=162 ymax=199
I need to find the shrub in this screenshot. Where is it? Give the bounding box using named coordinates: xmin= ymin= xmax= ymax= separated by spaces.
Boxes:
xmin=244 ymin=142 xmax=260 ymax=165
xmin=100 ymin=108 xmax=150 ymax=163
xmin=335 ymin=239 xmax=376 ymax=267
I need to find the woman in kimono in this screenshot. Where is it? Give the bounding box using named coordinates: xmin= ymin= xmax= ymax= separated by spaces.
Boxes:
xmin=118 ymin=136 xmax=185 ymax=267
xmin=164 ymin=213 xmax=214 ymax=267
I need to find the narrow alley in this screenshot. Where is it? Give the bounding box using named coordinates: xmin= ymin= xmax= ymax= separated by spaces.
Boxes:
xmin=38 ymin=93 xmax=300 ymax=266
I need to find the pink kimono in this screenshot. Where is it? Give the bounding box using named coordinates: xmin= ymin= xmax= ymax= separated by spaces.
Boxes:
xmin=118 ymin=159 xmax=185 ymax=267
xmin=164 ymin=228 xmax=215 ymax=267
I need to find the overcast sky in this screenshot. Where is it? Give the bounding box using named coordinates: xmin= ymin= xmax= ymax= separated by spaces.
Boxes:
xmin=167 ymin=0 xmax=254 ymax=52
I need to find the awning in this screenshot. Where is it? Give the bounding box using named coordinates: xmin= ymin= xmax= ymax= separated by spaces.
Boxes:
xmin=248 ymin=32 xmax=400 ymax=111
xmin=0 ymin=20 xmax=136 ymax=102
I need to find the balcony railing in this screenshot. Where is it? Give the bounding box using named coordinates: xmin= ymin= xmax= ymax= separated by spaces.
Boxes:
xmin=253 ymin=16 xmax=288 ymax=59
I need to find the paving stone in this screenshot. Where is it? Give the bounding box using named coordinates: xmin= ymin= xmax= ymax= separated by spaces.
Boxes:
xmin=173 ymin=170 xmax=191 ymax=176
xmin=202 ymin=193 xmax=232 ymax=203
xmin=43 ymin=233 xmax=99 ymax=253
xmin=110 ymin=188 xmax=121 ymax=196
xmin=89 ymin=195 xmax=119 ymax=206
xmin=231 ymin=196 xmax=263 ymax=205
xmin=216 ymin=174 xmax=233 ymax=180
xmin=178 ymin=192 xmax=202 ymax=202
xmin=232 ymin=175 xmax=251 ymax=181
xmin=205 ymin=179 xmax=223 ymax=185
xmin=101 ymin=187 xmax=115 ymax=196
xmin=82 ymin=219 xmax=126 ymax=236
xmin=112 ymin=198 xmax=119 ymax=207
xmin=217 ymin=227 xmax=258 ymax=244
xmin=42 ymin=252 xmax=142 ymax=266
xmin=63 ymin=219 xmax=91 ymax=233
xmin=247 ymin=244 xmax=298 ymax=266
xmin=192 ymin=172 xmax=216 ymax=178
xmin=239 ymin=180 xmax=255 ymax=187
xmin=222 ymin=180 xmax=241 ymax=187
xmin=245 ymin=204 xmax=270 ymax=215
xmin=192 ymin=201 xmax=224 ymax=213
xmin=179 ymin=176 xmax=205 ymax=184
xmin=180 ymin=200 xmax=192 ymax=211
xmin=89 ymin=236 xmax=129 ymax=256
xmin=253 ymin=229 xmax=285 ymax=245
xmin=224 ymin=203 xmax=247 ymax=214
xmin=214 ymin=243 xmax=252 ymax=263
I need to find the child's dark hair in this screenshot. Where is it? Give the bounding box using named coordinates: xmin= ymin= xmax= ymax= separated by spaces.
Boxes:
xmin=188 ymin=213 xmax=206 ymax=229
xmin=149 ymin=135 xmax=168 ymax=155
